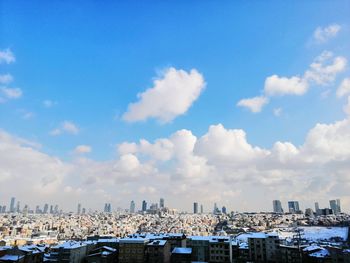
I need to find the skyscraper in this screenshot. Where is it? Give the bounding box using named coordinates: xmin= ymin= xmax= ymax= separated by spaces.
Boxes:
xmin=222 ymin=206 xmax=227 ymax=214
xmin=43 ymin=204 xmax=49 ymax=214
xmin=272 ymin=200 xmax=283 ymax=213
xmin=288 ymin=201 xmax=300 ymax=213
xmin=315 ymin=202 xmax=320 ymax=213
xmin=200 ymin=204 xmax=203 ymax=214
xmin=77 ymin=203 xmax=82 ymax=215
xmin=330 ymin=199 xmax=341 ymax=214
xmin=9 ymin=197 xmax=15 ymax=213
xmin=130 ymin=200 xmax=135 ymax=213
xmin=160 ymin=198 xmax=165 ymax=209
xmin=193 ymin=202 xmax=198 ymax=214
xmin=142 ymin=200 xmax=147 ymax=212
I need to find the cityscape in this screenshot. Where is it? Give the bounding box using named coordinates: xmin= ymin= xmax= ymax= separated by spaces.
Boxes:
xmin=1 ymin=0 xmax=350 ymax=262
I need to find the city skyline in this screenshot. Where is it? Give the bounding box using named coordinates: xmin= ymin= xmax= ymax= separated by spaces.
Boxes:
xmin=1 ymin=1 xmax=350 ymax=212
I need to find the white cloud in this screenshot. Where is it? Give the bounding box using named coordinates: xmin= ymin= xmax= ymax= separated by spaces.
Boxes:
xmin=0 ymin=49 xmax=15 ymax=64
xmin=2 ymin=100 xmax=350 ymax=211
xmin=43 ymin=100 xmax=57 ymax=108
xmin=50 ymin=121 xmax=80 ymax=136
xmin=0 ymin=87 xmax=23 ymax=99
xmin=273 ymin=108 xmax=282 ymax=117
xmin=237 ymin=96 xmax=268 ymax=113
xmin=123 ymin=67 xmax=206 ymax=123
xmin=336 ymin=78 xmax=350 ymax=98
xmin=74 ymin=145 xmax=92 ymax=154
xmin=264 ymin=75 xmax=308 ymax=96
xmin=0 ymin=74 xmax=13 ymax=84
xmin=237 ymin=51 xmax=347 ymax=113
xmin=304 ymin=51 xmax=347 ymax=86
xmin=313 ymin=24 xmax=341 ymax=43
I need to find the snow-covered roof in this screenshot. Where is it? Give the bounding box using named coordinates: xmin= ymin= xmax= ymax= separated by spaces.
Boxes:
xmin=309 ymin=248 xmax=330 ymax=258
xmin=147 ymin=240 xmax=167 ymax=246
xmin=0 ymin=254 xmax=25 ymax=261
xmin=172 ymin=247 xmax=192 ymax=254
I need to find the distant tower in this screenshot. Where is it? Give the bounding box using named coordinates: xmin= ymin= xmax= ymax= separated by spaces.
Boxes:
xmin=130 ymin=200 xmax=135 ymax=213
xmin=315 ymin=202 xmax=319 ymax=212
xmin=10 ymin=197 xmax=15 ymax=213
xmin=222 ymin=206 xmax=227 ymax=214
xmin=330 ymin=199 xmax=341 ymax=214
xmin=288 ymin=201 xmax=300 ymax=213
xmin=213 ymin=203 xmax=219 ymax=214
xmin=193 ymin=202 xmax=199 ymax=214
xmin=50 ymin=205 xmax=53 ymax=214
xmin=200 ymin=204 xmax=204 ymax=214
xmin=160 ymin=198 xmax=165 ymax=209
xmin=273 ymin=200 xmax=283 ymax=213
xmin=43 ymin=204 xmax=49 ymax=214
xmin=77 ymin=203 xmax=82 ymax=215
xmin=16 ymin=201 xmax=20 ymax=213
xmin=142 ymin=200 xmax=147 ymax=212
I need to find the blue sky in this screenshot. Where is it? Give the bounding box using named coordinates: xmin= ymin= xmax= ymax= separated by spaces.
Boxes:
xmin=1 ymin=1 xmax=350 ymax=212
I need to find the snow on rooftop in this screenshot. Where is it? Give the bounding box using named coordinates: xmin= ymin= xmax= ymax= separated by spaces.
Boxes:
xmin=0 ymin=255 xmax=25 ymax=261
xmin=172 ymin=247 xmax=192 ymax=254
xmin=299 ymin=227 xmax=348 ymax=241
xmin=309 ymin=248 xmax=330 ymax=258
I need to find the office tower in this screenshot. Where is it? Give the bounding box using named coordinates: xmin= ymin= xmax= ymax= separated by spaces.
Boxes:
xmin=315 ymin=202 xmax=320 ymax=212
xmin=1 ymin=206 xmax=6 ymax=213
xmin=200 ymin=204 xmax=203 ymax=214
xmin=193 ymin=202 xmax=198 ymax=214
xmin=142 ymin=200 xmax=147 ymax=212
xmin=288 ymin=201 xmax=300 ymax=213
xmin=273 ymin=200 xmax=283 ymax=213
xmin=16 ymin=201 xmax=20 ymax=213
xmin=82 ymin=208 xmax=86 ymax=214
xmin=0 ymin=206 xmax=2 ymax=213
xmin=330 ymin=199 xmax=341 ymax=214
xmin=54 ymin=205 xmax=58 ymax=214
xmin=213 ymin=203 xmax=218 ymax=214
xmin=50 ymin=205 xmax=53 ymax=214
xmin=43 ymin=203 xmax=49 ymax=214
xmin=23 ymin=205 xmax=28 ymax=216
xmin=35 ymin=205 xmax=40 ymax=214
xmin=77 ymin=203 xmax=82 ymax=215
xmin=10 ymin=197 xmax=15 ymax=213
xmin=130 ymin=200 xmax=135 ymax=213
xmin=222 ymin=206 xmax=227 ymax=214
xmin=160 ymin=198 xmax=165 ymax=208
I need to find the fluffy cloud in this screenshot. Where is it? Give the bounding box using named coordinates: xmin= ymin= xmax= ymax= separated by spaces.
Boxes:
xmin=313 ymin=24 xmax=341 ymax=43
xmin=264 ymin=75 xmax=308 ymax=96
xmin=238 ymin=51 xmax=347 ymax=113
xmin=0 ymin=87 xmax=23 ymax=99
xmin=0 ymin=74 xmax=13 ymax=85
xmin=304 ymin=51 xmax=347 ymax=86
xmin=50 ymin=121 xmax=80 ymax=136
xmin=236 ymin=96 xmax=268 ymax=113
xmin=123 ymin=67 xmax=205 ymax=123
xmin=43 ymin=100 xmax=57 ymax=108
xmin=0 ymin=49 xmax=15 ymax=64
xmin=74 ymin=145 xmax=92 ymax=154
xmin=336 ymin=78 xmax=350 ymax=98
xmin=2 ymin=110 xmax=350 ymax=211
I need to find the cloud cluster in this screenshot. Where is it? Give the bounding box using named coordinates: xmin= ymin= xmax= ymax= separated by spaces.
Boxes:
xmin=2 ymin=110 xmax=350 ymax=212
xmin=313 ymin=24 xmax=341 ymax=44
xmin=0 ymin=49 xmax=23 ymax=103
xmin=237 ymin=51 xmax=347 ymax=113
xmin=123 ymin=67 xmax=206 ymax=123
xmin=50 ymin=121 xmax=80 ymax=136
xmin=0 ymin=49 xmax=15 ymax=64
